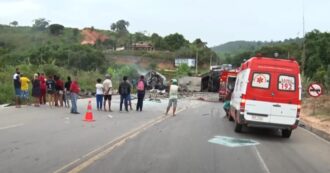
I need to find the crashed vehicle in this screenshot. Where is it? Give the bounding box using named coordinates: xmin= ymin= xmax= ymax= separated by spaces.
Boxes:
xmin=144 ymin=71 xmax=167 ymax=90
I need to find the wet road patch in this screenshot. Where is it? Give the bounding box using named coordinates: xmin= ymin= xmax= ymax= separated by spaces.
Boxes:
xmin=208 ymin=136 xmax=259 ymax=147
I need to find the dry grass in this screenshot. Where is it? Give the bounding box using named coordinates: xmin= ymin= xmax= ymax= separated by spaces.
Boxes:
xmin=301 ymin=94 xmax=330 ymax=134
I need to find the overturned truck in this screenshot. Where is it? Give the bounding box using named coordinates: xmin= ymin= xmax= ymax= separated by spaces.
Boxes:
xmin=144 ymin=71 xmax=167 ymax=90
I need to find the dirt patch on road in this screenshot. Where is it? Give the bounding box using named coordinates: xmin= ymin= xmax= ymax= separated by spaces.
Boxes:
xmin=301 ymin=94 xmax=330 ymax=136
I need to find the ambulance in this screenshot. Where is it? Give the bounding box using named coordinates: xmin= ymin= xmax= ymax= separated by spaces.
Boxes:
xmin=229 ymin=56 xmax=301 ymax=138
xmin=219 ymin=69 xmax=238 ymax=101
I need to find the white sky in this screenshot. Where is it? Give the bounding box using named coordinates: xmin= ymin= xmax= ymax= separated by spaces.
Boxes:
xmin=0 ymin=0 xmax=329 ymax=46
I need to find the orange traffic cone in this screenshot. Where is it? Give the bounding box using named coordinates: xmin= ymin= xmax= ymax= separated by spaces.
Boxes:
xmin=84 ymin=100 xmax=95 ymax=122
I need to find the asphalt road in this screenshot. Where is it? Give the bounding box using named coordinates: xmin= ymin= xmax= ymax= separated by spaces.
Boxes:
xmin=0 ymin=95 xmax=329 ymax=173
xmin=81 ymin=101 xmax=330 ymax=173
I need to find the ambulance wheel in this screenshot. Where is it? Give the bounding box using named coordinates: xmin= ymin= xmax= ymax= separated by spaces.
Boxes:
xmin=281 ymin=129 xmax=292 ymax=138
xmin=234 ymin=121 xmax=242 ymax=133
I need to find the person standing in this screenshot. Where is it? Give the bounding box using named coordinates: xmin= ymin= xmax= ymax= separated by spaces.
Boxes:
xmin=95 ymin=78 xmax=104 ymax=111
xmin=165 ymin=79 xmax=179 ymax=116
xmin=103 ymin=74 xmax=113 ymax=112
xmin=118 ymin=76 xmax=131 ymax=112
xmin=46 ymin=75 xmax=56 ymax=108
xmin=64 ymin=76 xmax=72 ymax=108
xmin=70 ymin=78 xmax=80 ymax=114
xmin=55 ymin=75 xmax=64 ymax=107
xmin=20 ymin=74 xmax=31 ymax=105
xmin=13 ymin=68 xmax=21 ymax=108
xmin=31 ymin=74 xmax=41 ymax=107
xmin=136 ymin=75 xmax=147 ymax=112
xmin=39 ymin=73 xmax=47 ymax=104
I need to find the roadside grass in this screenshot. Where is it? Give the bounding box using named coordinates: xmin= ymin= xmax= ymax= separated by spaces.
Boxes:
xmin=302 ymin=94 xmax=330 ymax=120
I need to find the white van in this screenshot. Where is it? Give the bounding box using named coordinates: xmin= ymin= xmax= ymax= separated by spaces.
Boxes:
xmin=229 ymin=56 xmax=301 ymax=138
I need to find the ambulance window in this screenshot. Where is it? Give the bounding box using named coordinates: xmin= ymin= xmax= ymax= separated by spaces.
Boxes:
xmin=278 ymin=75 xmax=295 ymax=91
xmin=252 ymin=73 xmax=270 ymax=89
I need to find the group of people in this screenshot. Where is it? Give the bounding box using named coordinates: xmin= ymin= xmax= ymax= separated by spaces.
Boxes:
xmin=95 ymin=75 xmax=148 ymax=112
xmin=13 ymin=68 xmax=80 ymax=114
xmin=13 ymin=67 xmax=179 ymax=116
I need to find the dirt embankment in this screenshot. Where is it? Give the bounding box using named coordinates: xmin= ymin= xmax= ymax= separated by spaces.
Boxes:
xmin=81 ymin=28 xmax=109 ymax=45
xmin=301 ymin=94 xmax=330 ymax=137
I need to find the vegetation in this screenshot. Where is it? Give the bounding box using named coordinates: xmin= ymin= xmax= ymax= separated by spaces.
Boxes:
xmin=0 ymin=18 xmax=219 ymax=104
xmin=216 ymin=30 xmax=330 ymax=91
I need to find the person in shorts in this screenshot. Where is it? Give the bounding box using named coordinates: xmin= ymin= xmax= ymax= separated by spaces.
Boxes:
xmin=46 ymin=75 xmax=56 ymax=107
xmin=20 ymin=74 xmax=31 ymax=105
xmin=103 ymin=74 xmax=113 ymax=112
xmin=165 ymin=79 xmax=179 ymax=116
xmin=64 ymin=76 xmax=72 ymax=108
xmin=32 ymin=74 xmax=41 ymax=107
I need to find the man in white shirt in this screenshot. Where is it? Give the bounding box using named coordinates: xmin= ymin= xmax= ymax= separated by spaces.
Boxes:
xmin=103 ymin=74 xmax=113 ymax=112
xmin=166 ymin=79 xmax=179 ymax=116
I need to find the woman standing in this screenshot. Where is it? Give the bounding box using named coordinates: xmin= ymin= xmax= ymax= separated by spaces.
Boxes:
xmin=95 ymin=78 xmax=104 ymax=111
xmin=32 ymin=74 xmax=41 ymax=107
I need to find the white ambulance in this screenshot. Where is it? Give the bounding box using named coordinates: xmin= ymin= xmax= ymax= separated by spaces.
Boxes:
xmin=229 ymin=56 xmax=301 ymax=138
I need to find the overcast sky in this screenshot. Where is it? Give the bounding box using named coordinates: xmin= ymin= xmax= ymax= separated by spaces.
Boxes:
xmin=0 ymin=0 xmax=329 ymax=46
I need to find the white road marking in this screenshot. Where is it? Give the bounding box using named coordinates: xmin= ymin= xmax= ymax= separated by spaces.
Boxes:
xmin=0 ymin=123 xmax=24 ymax=130
xmin=53 ymin=103 xmax=199 ymax=173
xmin=253 ymin=146 xmax=271 ymax=173
xmin=299 ymin=127 xmax=330 ymax=145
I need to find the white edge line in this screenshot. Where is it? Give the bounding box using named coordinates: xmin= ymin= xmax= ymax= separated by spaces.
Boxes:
xmin=299 ymin=127 xmax=330 ymax=145
xmin=253 ymin=146 xmax=271 ymax=173
xmin=0 ymin=123 xmax=24 ymax=130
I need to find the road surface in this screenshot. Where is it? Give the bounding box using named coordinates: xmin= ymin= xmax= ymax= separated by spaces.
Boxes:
xmin=0 ymin=95 xmax=329 ymax=173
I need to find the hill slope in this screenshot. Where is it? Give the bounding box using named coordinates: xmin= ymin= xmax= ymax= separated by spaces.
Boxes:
xmin=212 ymin=38 xmax=302 ymax=56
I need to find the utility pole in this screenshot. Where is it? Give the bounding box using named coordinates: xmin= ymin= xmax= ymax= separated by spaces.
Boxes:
xmin=301 ymin=0 xmax=306 ymax=75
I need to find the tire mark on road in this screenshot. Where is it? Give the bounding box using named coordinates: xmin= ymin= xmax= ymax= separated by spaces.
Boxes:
xmin=0 ymin=123 xmax=24 ymax=131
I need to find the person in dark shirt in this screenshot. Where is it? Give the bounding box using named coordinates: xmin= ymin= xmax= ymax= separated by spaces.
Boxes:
xmin=32 ymin=73 xmax=41 ymax=107
xmin=13 ymin=68 xmax=21 ymax=108
xmin=46 ymin=75 xmax=56 ymax=108
xmin=118 ymin=76 xmax=131 ymax=112
xmin=64 ymin=76 xmax=72 ymax=108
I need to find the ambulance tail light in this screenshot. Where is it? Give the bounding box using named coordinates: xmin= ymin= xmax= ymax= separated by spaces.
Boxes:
xmin=297 ymin=104 xmax=301 ymax=118
xmin=240 ymin=94 xmax=246 ymax=113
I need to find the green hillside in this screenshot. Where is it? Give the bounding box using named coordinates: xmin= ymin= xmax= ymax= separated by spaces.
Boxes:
xmin=212 ymin=38 xmax=303 ymax=56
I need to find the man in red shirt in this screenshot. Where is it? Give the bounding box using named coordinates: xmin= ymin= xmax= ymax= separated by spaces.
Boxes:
xmin=70 ymin=78 xmax=80 ymax=114
xmin=39 ymin=73 xmax=47 ymax=104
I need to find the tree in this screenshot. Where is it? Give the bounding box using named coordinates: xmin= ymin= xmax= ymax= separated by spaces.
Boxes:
xmin=163 ymin=33 xmax=188 ymax=51
xmin=32 ymin=18 xmax=50 ymax=31
xmin=10 ymin=21 xmax=18 ymax=27
xmin=110 ymin=19 xmax=129 ymax=33
xmin=325 ymin=65 xmax=330 ymax=90
xmin=176 ymin=64 xmax=190 ymax=77
xmin=48 ymin=24 xmax=64 ymax=35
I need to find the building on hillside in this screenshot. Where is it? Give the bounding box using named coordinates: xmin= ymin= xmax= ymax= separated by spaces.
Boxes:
xmin=174 ymin=58 xmax=196 ymax=68
xmin=132 ymin=42 xmax=154 ymax=51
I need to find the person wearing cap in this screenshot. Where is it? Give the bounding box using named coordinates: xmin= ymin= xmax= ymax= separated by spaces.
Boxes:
xmin=165 ymin=79 xmax=179 ymax=116
xmin=103 ymin=74 xmax=113 ymax=112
